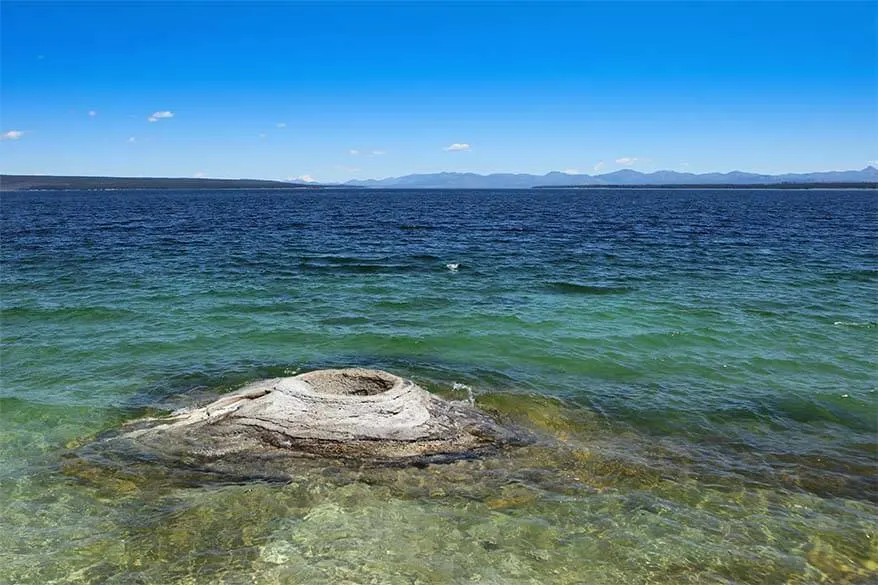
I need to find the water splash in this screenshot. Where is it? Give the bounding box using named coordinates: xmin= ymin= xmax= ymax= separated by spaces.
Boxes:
xmin=452 ymin=381 xmax=475 ymax=406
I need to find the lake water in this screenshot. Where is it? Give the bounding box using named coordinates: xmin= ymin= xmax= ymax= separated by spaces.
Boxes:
xmin=1 ymin=188 xmax=876 ymax=584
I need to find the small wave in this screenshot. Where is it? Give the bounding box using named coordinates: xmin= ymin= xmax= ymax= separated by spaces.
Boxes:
xmin=545 ymin=281 xmax=633 ymax=295
xmin=300 ymin=255 xmax=390 ymax=265
xmin=446 ymin=263 xmax=460 ymax=272
xmin=833 ymin=321 xmax=876 ymax=328
xmin=824 ymin=269 xmax=878 ymax=283
xmin=1 ymin=305 xmax=138 ymax=322
xmin=320 ymin=316 xmax=370 ymax=326
xmin=373 ymin=297 xmax=453 ymax=310
xmin=398 ymin=224 xmax=437 ymax=231
xmin=743 ymin=307 xmax=781 ymax=318
xmin=299 ymin=261 xmax=414 ymax=274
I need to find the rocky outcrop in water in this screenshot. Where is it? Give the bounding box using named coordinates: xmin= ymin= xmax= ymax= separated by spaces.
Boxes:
xmin=78 ymin=369 xmax=526 ymax=480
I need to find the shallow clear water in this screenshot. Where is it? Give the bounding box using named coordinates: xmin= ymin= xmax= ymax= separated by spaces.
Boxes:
xmin=1 ymin=188 xmax=876 ymax=584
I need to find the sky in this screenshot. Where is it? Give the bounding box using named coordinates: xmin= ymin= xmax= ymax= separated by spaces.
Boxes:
xmin=1 ymin=1 xmax=876 ymax=182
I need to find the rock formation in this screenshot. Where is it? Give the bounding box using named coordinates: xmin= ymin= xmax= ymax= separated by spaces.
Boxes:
xmin=79 ymin=369 xmax=527 ymax=479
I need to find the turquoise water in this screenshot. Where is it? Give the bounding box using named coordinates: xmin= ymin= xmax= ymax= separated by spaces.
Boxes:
xmin=1 ymin=188 xmax=876 ymax=584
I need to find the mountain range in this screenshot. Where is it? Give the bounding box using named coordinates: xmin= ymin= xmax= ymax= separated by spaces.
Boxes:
xmin=3 ymin=168 xmax=876 ymax=192
xmin=344 ymin=167 xmax=878 ymax=189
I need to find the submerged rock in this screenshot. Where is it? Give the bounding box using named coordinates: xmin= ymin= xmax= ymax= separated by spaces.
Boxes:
xmin=75 ymin=368 xmax=528 ymax=481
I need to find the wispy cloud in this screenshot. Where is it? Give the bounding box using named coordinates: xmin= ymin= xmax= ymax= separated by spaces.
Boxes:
xmin=276 ymin=122 xmax=287 ymax=128
xmin=88 ymin=110 xmax=97 ymax=117
xmin=615 ymin=157 xmax=638 ymax=166
xmin=680 ymin=161 xmax=690 ymax=168
xmin=593 ymin=161 xmax=605 ymax=172
xmin=148 ymin=110 xmax=174 ymax=122
xmin=867 ymin=160 xmax=878 ymax=167
xmin=193 ymin=171 xmax=206 ymax=178
xmin=1 ymin=130 xmax=25 ymax=141
xmin=258 ymin=133 xmax=267 ymax=139
xmin=443 ymin=143 xmax=471 ymax=152
xmin=287 ymin=175 xmax=318 ymax=183
xmin=127 ymin=136 xmax=136 ymax=143
xmin=563 ymin=168 xmax=580 ymax=175
xmin=349 ymin=148 xmax=386 ymax=157
xmin=335 ymin=165 xmax=361 ymax=173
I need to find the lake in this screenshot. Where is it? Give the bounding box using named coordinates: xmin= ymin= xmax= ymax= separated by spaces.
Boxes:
xmin=1 ymin=188 xmax=876 ymax=584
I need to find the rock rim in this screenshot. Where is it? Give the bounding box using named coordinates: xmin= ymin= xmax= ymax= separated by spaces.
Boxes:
xmin=90 ymin=368 xmax=527 ymax=475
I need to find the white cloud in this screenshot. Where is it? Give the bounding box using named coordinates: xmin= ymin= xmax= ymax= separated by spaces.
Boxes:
xmin=148 ymin=110 xmax=174 ymax=122
xmin=443 ymin=143 xmax=471 ymax=152
xmin=615 ymin=157 xmax=638 ymax=166
xmin=349 ymin=149 xmax=360 ymax=156
xmin=259 ymin=133 xmax=267 ymax=139
xmin=371 ymin=150 xmax=386 ymax=156
xmin=1 ymin=130 xmax=24 ymax=141
xmin=680 ymin=161 xmax=690 ymax=168
xmin=287 ymin=175 xmax=318 ymax=183
xmin=193 ymin=171 xmax=206 ymax=178
xmin=867 ymin=160 xmax=878 ymax=167
xmin=127 ymin=136 xmax=136 ymax=143
xmin=276 ymin=122 xmax=287 ymax=128
xmin=88 ymin=110 xmax=97 ymax=117
xmin=563 ymin=168 xmax=580 ymax=175
xmin=593 ymin=161 xmax=605 ymax=172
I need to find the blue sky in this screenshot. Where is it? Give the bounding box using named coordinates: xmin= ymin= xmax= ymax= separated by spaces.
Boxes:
xmin=2 ymin=1 xmax=876 ymax=182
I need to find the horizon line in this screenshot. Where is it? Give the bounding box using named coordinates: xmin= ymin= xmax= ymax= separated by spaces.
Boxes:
xmin=3 ymin=165 xmax=876 ymax=184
